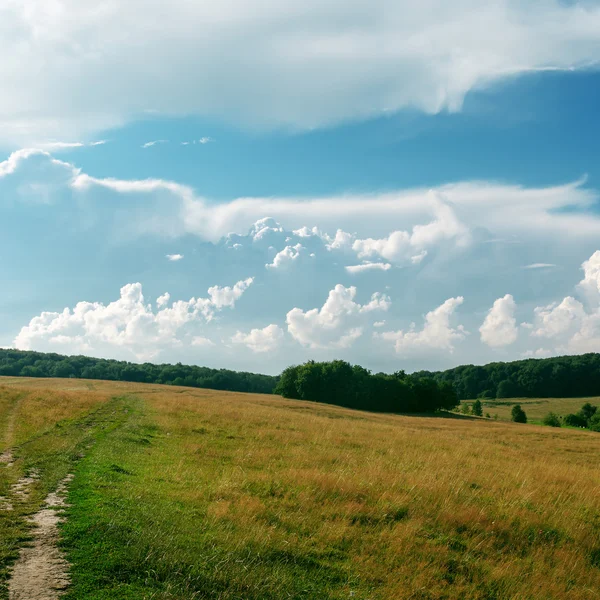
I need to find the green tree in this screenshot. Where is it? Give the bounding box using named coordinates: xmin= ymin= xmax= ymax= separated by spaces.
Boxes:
xmin=589 ymin=413 xmax=600 ymax=432
xmin=472 ymin=399 xmax=483 ymax=416
xmin=564 ymin=413 xmax=587 ymax=428
xmin=496 ymin=379 xmax=515 ymax=399
xmin=511 ymin=404 xmax=527 ymax=423
xmin=543 ymin=412 xmax=561 ymax=428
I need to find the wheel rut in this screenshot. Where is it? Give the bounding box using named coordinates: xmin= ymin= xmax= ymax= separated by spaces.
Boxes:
xmin=7 ymin=475 xmax=74 ymax=600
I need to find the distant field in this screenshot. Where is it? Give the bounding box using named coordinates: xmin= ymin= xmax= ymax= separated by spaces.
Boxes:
xmin=462 ymin=396 xmax=599 ymax=424
xmin=1 ymin=377 xmax=600 ymax=599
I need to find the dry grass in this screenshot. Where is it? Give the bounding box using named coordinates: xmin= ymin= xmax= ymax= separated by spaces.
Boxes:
xmin=1 ymin=377 xmax=600 ymax=599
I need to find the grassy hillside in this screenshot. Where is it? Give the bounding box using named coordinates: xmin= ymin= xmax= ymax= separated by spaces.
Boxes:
xmin=1 ymin=377 xmax=600 ymax=599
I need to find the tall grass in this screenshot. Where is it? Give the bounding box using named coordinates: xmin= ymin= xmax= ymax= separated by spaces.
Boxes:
xmin=1 ymin=377 xmax=600 ymax=599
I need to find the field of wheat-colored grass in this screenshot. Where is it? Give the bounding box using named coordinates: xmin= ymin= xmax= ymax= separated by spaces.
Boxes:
xmin=1 ymin=377 xmax=600 ymax=599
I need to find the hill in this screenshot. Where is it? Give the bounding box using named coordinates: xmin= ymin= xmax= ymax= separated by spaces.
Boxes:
xmin=1 ymin=377 xmax=600 ymax=599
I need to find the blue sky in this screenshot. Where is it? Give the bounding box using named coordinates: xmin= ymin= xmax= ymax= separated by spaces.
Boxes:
xmin=2 ymin=1 xmax=600 ymax=375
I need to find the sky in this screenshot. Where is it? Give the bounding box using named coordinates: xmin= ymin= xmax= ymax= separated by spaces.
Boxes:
xmin=2 ymin=0 xmax=600 ymax=375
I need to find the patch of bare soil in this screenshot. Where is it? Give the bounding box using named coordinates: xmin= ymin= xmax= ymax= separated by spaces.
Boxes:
xmin=10 ymin=469 xmax=40 ymax=501
xmin=0 ymin=450 xmax=14 ymax=467
xmin=8 ymin=475 xmax=74 ymax=600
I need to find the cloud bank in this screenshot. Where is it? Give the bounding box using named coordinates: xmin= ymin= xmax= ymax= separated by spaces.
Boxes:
xmin=2 ymin=1 xmax=600 ymax=142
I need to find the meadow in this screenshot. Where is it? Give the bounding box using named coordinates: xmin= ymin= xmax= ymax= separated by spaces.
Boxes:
xmin=463 ymin=396 xmax=600 ymax=424
xmin=1 ymin=377 xmax=600 ymax=599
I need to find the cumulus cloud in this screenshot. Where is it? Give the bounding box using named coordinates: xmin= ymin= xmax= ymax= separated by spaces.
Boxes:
xmin=14 ymin=278 xmax=253 ymax=360
xmin=352 ymin=197 xmax=469 ymax=265
xmin=2 ymin=1 xmax=600 ymax=143
xmin=207 ymin=278 xmax=254 ymax=309
xmin=266 ymin=244 xmax=304 ymax=269
xmin=376 ymin=297 xmax=466 ymax=355
xmin=530 ymin=296 xmax=586 ymax=339
xmin=232 ymin=324 xmax=284 ymax=353
xmin=479 ymin=294 xmax=518 ymax=348
xmin=156 ymin=293 xmax=171 ymax=308
xmin=524 ymin=250 xmax=600 ymax=355
xmin=286 ymin=284 xmax=390 ymax=349
xmin=166 ymin=254 xmax=184 ymax=261
xmin=578 ymin=250 xmax=600 ymax=300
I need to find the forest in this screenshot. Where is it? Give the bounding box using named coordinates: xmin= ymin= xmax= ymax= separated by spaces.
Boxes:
xmin=415 ymin=353 xmax=600 ymax=399
xmin=3 ymin=348 xmax=600 ymax=409
xmin=275 ymin=360 xmax=458 ymax=413
xmin=0 ymin=349 xmax=277 ymax=394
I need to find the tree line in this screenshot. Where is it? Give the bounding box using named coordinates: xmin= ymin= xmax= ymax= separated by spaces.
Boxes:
xmin=0 ymin=349 xmax=277 ymax=395
xmin=414 ymin=353 xmax=600 ymax=400
xmin=275 ymin=360 xmax=458 ymax=413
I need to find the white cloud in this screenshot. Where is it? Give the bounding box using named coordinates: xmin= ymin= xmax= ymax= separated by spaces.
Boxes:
xmin=376 ymin=297 xmax=466 ymax=355
xmin=286 ymin=284 xmax=390 ymax=349
xmin=266 ymin=244 xmax=304 ymax=269
xmin=578 ymin=250 xmax=600 ymax=299
xmin=522 ymin=263 xmax=557 ymax=269
xmin=2 ymin=1 xmax=600 ymax=142
xmin=345 ymin=262 xmax=392 ymax=274
xmin=479 ymin=294 xmax=518 ymax=348
xmin=166 ymin=253 xmax=184 ymax=261
xmin=191 ymin=336 xmax=216 ymax=347
xmin=249 ymin=217 xmax=285 ymax=242
xmin=352 ymin=197 xmax=469 ymax=264
xmin=232 ymin=324 xmax=284 ymax=353
xmin=14 ymin=278 xmax=253 ymax=360
xmin=142 ymin=140 xmax=168 ymax=149
xmin=34 ymin=140 xmax=108 ymax=152
xmin=530 ymin=296 xmax=586 ymax=338
xmin=156 ymin=293 xmax=171 ymax=308
xmin=198 ymin=137 xmax=213 ymax=144
xmin=4 ymin=149 xmax=600 ymax=249
xmin=373 ymin=321 xmax=386 ymax=328
xmin=208 ymin=278 xmax=254 ymax=309
xmin=524 ymin=251 xmax=600 ymax=355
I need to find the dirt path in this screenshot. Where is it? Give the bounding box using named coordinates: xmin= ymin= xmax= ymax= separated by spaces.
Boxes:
xmin=8 ymin=475 xmax=73 ymax=600
xmin=1 ymin=393 xmax=23 ymax=467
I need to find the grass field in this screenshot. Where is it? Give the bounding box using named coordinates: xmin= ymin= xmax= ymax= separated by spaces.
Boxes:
xmin=462 ymin=396 xmax=599 ymax=424
xmin=1 ymin=377 xmax=600 ymax=599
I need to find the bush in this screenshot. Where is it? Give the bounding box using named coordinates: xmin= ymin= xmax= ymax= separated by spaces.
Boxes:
xmin=543 ymin=412 xmax=561 ymax=428
xmin=564 ymin=413 xmax=587 ymax=428
xmin=460 ymin=403 xmax=470 ymax=415
xmin=511 ymin=405 xmax=527 ymax=423
xmin=472 ymin=399 xmax=483 ymax=417
xmin=589 ymin=414 xmax=600 ymax=432
xmin=485 ymin=413 xmax=491 ymax=419
xmin=579 ymin=402 xmax=597 ymax=421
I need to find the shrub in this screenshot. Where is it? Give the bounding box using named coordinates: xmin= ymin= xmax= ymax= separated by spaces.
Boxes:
xmin=543 ymin=412 xmax=561 ymax=428
xmin=460 ymin=403 xmax=470 ymax=415
xmin=579 ymin=402 xmax=597 ymax=422
xmin=564 ymin=413 xmax=587 ymax=428
xmin=472 ymin=399 xmax=483 ymax=417
xmin=589 ymin=414 xmax=600 ymax=432
xmin=511 ymin=405 xmax=527 ymax=423
xmin=485 ymin=413 xmax=491 ymax=419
